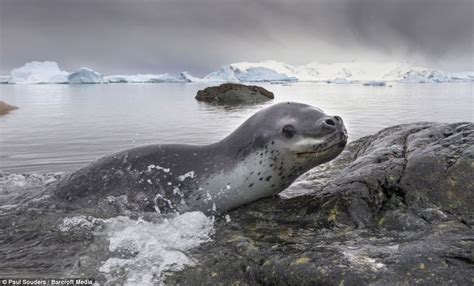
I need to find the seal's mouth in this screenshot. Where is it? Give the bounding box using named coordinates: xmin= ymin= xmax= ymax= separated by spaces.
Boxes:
xmin=295 ymin=133 xmax=347 ymax=158
xmin=296 ymin=151 xmax=319 ymax=157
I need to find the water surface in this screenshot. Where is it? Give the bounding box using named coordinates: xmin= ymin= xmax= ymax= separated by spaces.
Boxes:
xmin=0 ymin=82 xmax=472 ymax=172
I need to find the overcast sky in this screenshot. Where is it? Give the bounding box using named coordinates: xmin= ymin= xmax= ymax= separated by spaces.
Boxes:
xmin=0 ymin=0 xmax=473 ymax=75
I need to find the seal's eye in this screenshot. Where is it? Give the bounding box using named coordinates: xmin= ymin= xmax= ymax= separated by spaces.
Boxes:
xmin=282 ymin=125 xmax=296 ymax=138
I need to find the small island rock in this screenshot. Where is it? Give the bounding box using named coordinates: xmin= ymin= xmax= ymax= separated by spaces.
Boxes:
xmin=195 ymin=83 xmax=274 ymax=104
xmin=0 ymin=101 xmax=19 ymax=115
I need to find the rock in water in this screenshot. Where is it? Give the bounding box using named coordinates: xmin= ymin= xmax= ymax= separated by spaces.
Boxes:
xmin=195 ymin=83 xmax=274 ymax=104
xmin=166 ymin=122 xmax=474 ymax=286
xmin=0 ymin=101 xmax=19 ymax=115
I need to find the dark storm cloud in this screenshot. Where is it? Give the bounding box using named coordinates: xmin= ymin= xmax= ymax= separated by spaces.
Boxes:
xmin=0 ymin=0 xmax=472 ymax=75
xmin=345 ymin=0 xmax=473 ymax=63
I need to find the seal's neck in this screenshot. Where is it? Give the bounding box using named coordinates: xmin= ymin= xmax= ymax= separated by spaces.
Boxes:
xmin=215 ymin=121 xmax=269 ymax=160
xmin=194 ymin=146 xmax=308 ymax=214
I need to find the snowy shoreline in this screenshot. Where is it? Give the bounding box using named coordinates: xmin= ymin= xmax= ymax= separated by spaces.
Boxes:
xmin=2 ymin=60 xmax=473 ymax=85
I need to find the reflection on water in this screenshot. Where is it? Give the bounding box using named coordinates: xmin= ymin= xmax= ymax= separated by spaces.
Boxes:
xmin=0 ymin=82 xmax=472 ymax=172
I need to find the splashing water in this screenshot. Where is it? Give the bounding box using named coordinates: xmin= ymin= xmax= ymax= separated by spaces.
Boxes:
xmin=98 ymin=212 xmax=214 ymax=285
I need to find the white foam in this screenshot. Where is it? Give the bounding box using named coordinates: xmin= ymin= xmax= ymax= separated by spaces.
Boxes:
xmin=58 ymin=215 xmax=98 ymax=232
xmin=0 ymin=172 xmax=64 ymax=193
xmin=178 ymin=171 xmax=195 ymax=182
xmin=147 ymin=164 xmax=170 ymax=173
xmin=99 ymin=212 xmax=214 ymax=285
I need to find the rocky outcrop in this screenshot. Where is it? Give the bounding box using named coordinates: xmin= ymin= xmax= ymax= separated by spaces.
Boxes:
xmin=195 ymin=83 xmax=274 ymax=104
xmin=167 ymin=122 xmax=474 ymax=285
xmin=0 ymin=101 xmax=19 ymax=115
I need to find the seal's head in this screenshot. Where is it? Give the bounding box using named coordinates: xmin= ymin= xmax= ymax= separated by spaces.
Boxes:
xmin=273 ymin=102 xmax=347 ymax=167
xmin=227 ymin=102 xmax=347 ymax=171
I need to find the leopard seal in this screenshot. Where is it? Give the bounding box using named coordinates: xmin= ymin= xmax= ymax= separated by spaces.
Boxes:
xmin=53 ymin=102 xmax=347 ymax=214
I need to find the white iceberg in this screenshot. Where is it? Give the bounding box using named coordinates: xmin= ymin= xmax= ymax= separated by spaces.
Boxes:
xmin=68 ymin=67 xmax=103 ymax=84
xmin=326 ymin=78 xmax=354 ymax=84
xmin=105 ymin=73 xmax=187 ymax=83
xmin=178 ymin=72 xmax=198 ymax=82
xmin=202 ymin=66 xmax=240 ymax=82
xmin=7 ymin=60 xmax=473 ymax=85
xmin=178 ymin=71 xmax=196 ymax=82
xmin=231 ymin=60 xmax=297 ymax=78
xmin=385 ymin=66 xmax=453 ymax=83
xmin=234 ymin=67 xmax=297 ymax=82
xmin=221 ymin=60 xmax=470 ymax=83
xmin=10 ymin=61 xmax=69 ymax=84
xmin=229 ymin=61 xmax=298 ymax=82
xmin=450 ymin=72 xmax=474 ymax=81
xmin=0 ymin=75 xmax=10 ymax=84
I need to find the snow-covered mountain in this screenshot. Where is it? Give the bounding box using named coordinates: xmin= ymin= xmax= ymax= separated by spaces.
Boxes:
xmin=2 ymin=60 xmax=473 ymax=84
xmin=214 ymin=60 xmax=471 ymax=83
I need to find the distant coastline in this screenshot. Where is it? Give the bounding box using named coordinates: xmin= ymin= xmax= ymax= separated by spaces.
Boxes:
xmin=2 ymin=60 xmax=473 ymax=85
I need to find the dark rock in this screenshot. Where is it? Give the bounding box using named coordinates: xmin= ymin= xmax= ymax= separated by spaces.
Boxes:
xmin=195 ymin=83 xmax=274 ymax=104
xmin=0 ymin=100 xmax=19 ymax=115
xmin=166 ymin=122 xmax=474 ymax=286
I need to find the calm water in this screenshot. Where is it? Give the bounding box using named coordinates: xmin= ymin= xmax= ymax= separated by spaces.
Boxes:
xmin=0 ymin=82 xmax=472 ymax=173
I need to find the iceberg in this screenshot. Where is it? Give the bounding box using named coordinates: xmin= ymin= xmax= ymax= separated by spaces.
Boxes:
xmin=105 ymin=75 xmax=133 ymax=83
xmin=229 ymin=61 xmax=298 ymax=82
xmin=187 ymin=64 xmax=297 ymax=82
xmin=10 ymin=61 xmax=69 ymax=84
xmin=222 ymin=60 xmax=472 ymax=83
xmin=385 ymin=66 xmax=453 ymax=83
xmin=0 ymin=75 xmax=10 ymax=84
xmin=105 ymin=73 xmax=187 ymax=83
xmin=231 ymin=60 xmax=296 ymax=77
xmin=68 ymin=67 xmax=103 ymax=84
xmin=451 ymin=72 xmax=474 ymax=81
xmin=6 ymin=60 xmax=473 ymax=84
xmin=326 ymin=78 xmax=355 ymax=84
xmin=178 ymin=72 xmax=198 ymax=82
xmin=202 ymin=66 xmax=240 ymax=82
xmin=233 ymin=67 xmax=297 ymax=82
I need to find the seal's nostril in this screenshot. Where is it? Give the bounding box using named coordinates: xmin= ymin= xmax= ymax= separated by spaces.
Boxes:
xmin=325 ymin=119 xmax=336 ymax=126
xmin=334 ymin=116 xmax=342 ymax=123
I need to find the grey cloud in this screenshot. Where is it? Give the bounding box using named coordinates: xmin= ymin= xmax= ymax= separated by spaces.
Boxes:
xmin=0 ymin=0 xmax=472 ymax=75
